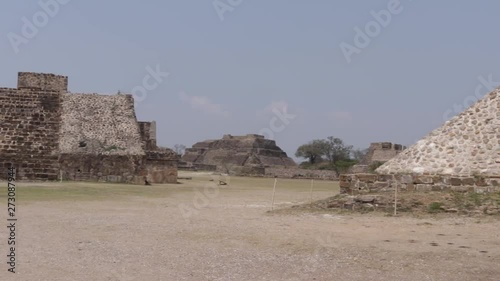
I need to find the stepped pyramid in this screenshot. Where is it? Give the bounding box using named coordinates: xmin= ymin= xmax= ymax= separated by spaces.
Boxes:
xmin=376 ymin=88 xmax=499 ymax=176
xmin=182 ymin=134 xmax=297 ymax=171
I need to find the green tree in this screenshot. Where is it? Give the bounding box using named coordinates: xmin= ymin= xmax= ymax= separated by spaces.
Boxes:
xmin=351 ymin=148 xmax=369 ymax=162
xmin=173 ymin=144 xmax=186 ymax=156
xmin=295 ymin=140 xmax=328 ymax=164
xmin=324 ymin=136 xmax=353 ymax=164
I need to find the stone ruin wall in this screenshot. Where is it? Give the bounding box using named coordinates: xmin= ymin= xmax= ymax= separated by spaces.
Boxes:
xmin=0 ymin=73 xmax=66 ymax=180
xmin=351 ymin=142 xmax=405 ymax=173
xmin=59 ymin=152 xmax=178 ymax=184
xmin=265 ymin=167 xmax=338 ymax=180
xmin=17 ymin=72 xmax=68 ymax=92
xmin=363 ymin=142 xmax=406 ymax=164
xmin=0 ymin=72 xmax=177 ymax=184
xmin=58 ymin=93 xmax=177 ymax=184
xmin=138 ymin=121 xmax=157 ymax=150
xmin=59 ymin=93 xmax=144 ymax=156
xmin=340 ymin=173 xmax=500 ymax=194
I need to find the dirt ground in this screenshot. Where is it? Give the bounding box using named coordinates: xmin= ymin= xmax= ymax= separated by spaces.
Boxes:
xmin=1 ymin=172 xmax=500 ymax=281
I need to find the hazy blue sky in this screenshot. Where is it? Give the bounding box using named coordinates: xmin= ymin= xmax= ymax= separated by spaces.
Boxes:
xmin=1 ymin=0 xmax=499 ymax=160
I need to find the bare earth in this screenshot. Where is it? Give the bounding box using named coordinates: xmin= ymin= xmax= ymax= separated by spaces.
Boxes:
xmin=1 ymin=172 xmax=500 ymax=281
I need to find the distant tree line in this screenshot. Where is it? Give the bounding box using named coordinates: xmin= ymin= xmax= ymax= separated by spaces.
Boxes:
xmin=295 ymin=136 xmax=367 ymax=175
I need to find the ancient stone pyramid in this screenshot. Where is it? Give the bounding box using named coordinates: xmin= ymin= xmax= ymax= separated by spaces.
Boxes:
xmin=182 ymin=134 xmax=297 ymax=169
xmin=376 ymin=88 xmax=499 ymax=176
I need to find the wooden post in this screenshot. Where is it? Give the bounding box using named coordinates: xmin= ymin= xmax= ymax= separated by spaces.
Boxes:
xmin=309 ymin=179 xmax=314 ymax=205
xmin=271 ymin=178 xmax=278 ymax=211
xmin=394 ymin=183 xmax=398 ymax=216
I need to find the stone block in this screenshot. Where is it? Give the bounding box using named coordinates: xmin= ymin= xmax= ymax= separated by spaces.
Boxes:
xmin=400 ymin=174 xmax=413 ymax=184
xmin=486 ymin=179 xmax=499 ymax=187
xmin=452 ymin=186 xmax=472 ymax=192
xmin=450 ymin=177 xmax=462 ymax=186
xmin=377 ymin=174 xmax=393 ymax=182
xmin=475 ymin=177 xmax=488 ymax=186
xmin=357 ymin=174 xmax=378 ymax=183
xmin=414 ymin=175 xmax=433 ymax=184
xmin=431 ymin=185 xmax=446 ymax=191
xmin=339 ymin=174 xmax=349 ymax=181
xmin=461 ymin=178 xmax=475 ymax=185
xmin=339 ymin=180 xmax=351 ymax=188
xmin=370 ymin=181 xmax=389 ymax=191
xmin=416 ymin=184 xmax=432 ymax=192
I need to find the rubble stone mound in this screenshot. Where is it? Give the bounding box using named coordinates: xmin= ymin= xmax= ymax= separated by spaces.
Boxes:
xmin=182 ymin=134 xmax=296 ymax=172
xmin=341 ymin=89 xmax=499 ymax=194
xmin=377 ymin=89 xmax=499 ymax=176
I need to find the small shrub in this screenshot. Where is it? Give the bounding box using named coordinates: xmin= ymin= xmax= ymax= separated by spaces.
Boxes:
xmin=428 ymin=202 xmax=444 ymax=213
xmin=333 ymin=160 xmax=358 ymax=174
xmin=468 ymin=192 xmax=482 ymax=206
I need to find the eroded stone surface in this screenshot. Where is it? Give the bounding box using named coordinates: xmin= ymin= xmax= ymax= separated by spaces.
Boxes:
xmin=0 ymin=72 xmax=178 ymax=183
xmin=182 ymin=134 xmax=296 ymax=172
xmin=59 ymin=94 xmax=144 ymax=156
xmin=377 ymin=89 xmax=499 ymax=176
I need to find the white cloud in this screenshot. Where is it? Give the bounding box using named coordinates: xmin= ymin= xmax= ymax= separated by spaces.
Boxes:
xmin=179 ymin=92 xmax=230 ymax=117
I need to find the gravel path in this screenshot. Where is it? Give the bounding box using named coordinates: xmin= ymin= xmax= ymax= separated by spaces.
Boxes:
xmin=2 ymin=181 xmax=500 ymax=281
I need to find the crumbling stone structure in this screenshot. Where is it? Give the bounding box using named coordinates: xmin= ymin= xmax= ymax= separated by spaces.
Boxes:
xmin=341 ymin=89 xmax=500 ymax=193
xmin=351 ymin=142 xmax=406 ymax=173
xmin=361 ymin=142 xmax=406 ymax=165
xmin=265 ymin=167 xmax=338 ymax=180
xmin=0 ymin=72 xmax=178 ymax=184
xmin=181 ymin=134 xmax=296 ymax=173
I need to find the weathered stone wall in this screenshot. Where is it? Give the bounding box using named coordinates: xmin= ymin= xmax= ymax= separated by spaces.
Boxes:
xmin=377 ymin=89 xmax=499 ymax=176
xmin=59 ymin=93 xmax=144 ymax=155
xmin=265 ymin=167 xmax=338 ymax=180
xmin=364 ymin=142 xmax=405 ymax=164
xmin=138 ymin=121 xmax=157 ymax=150
xmin=178 ymin=161 xmax=218 ymax=172
xmin=0 ymin=87 xmax=62 ymax=180
xmin=1 ymin=72 xmax=178 ymax=184
xmin=340 ymin=173 xmax=500 ymax=194
xmin=351 ymin=142 xmax=405 ymax=174
xmin=349 ymin=165 xmax=370 ymax=174
xmin=17 ymin=72 xmax=68 ymax=92
xmin=59 ymin=152 xmax=178 ymax=184
xmin=143 ymin=151 xmax=178 ymax=184
xmin=59 ymin=154 xmax=144 ymax=183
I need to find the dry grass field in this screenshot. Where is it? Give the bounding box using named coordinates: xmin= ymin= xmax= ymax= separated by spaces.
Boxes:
xmin=1 ymin=172 xmax=499 ymax=281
